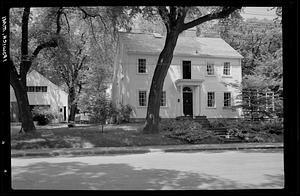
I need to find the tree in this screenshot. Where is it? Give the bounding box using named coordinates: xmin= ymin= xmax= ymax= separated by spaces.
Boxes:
xmin=217 ymin=16 xmax=282 ymax=120
xmin=32 ymin=7 xmax=136 ymax=122
xmin=9 ymin=7 xmax=64 ymax=133
xmin=140 ymin=6 xmax=241 ymax=133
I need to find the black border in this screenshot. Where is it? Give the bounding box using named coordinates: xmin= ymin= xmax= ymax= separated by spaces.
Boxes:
xmin=1 ymin=0 xmax=299 ymax=195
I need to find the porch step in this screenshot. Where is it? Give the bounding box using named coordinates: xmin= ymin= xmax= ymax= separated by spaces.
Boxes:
xmin=210 ymin=128 xmax=228 ymax=135
xmin=176 ymin=116 xmax=212 ymax=128
xmin=218 ymin=135 xmax=243 ymax=143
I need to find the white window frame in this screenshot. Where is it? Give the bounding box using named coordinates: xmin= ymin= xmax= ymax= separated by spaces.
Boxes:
xmin=223 ymin=92 xmax=232 ymax=107
xmin=223 ymin=62 xmax=231 ymax=76
xmin=207 ymin=92 xmax=216 ymax=108
xmin=160 ymin=91 xmax=167 ymax=107
xmin=206 ymin=62 xmax=215 ymax=76
xmin=137 ymin=90 xmax=147 ymax=107
xmin=265 ymin=92 xmax=275 ymax=112
xmin=137 ymin=58 xmax=147 ymax=74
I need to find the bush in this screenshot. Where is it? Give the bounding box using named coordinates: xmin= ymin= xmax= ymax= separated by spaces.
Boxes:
xmin=160 ymin=119 xmax=221 ymax=144
xmin=116 ymin=104 xmax=133 ymax=123
xmin=32 ymin=107 xmax=57 ymax=125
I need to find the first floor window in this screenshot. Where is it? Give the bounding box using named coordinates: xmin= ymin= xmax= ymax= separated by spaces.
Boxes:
xmin=207 ymin=92 xmax=215 ymax=107
xmin=160 ymin=91 xmax=166 ymax=106
xmin=138 ymin=90 xmax=147 ymax=106
xmin=224 ymin=92 xmax=231 ymax=107
xmin=206 ymin=63 xmax=214 ymax=75
xmin=138 ymin=58 xmax=146 ymax=73
xmin=223 ymin=62 xmax=231 ymax=75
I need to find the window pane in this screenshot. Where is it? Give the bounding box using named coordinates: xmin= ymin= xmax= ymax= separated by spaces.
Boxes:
xmin=160 ymin=91 xmax=166 ymax=106
xmin=224 ymin=92 xmax=231 ymax=107
xmin=208 ymin=92 xmax=215 ymax=107
xmin=207 ymin=63 xmax=214 ymax=75
xmin=139 ymin=91 xmax=147 ymax=106
xmin=138 ymin=59 xmax=146 ymax=73
xmin=223 ymin=62 xmax=230 ymax=75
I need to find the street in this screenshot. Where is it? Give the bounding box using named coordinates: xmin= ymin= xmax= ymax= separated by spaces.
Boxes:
xmin=11 ymin=149 xmax=284 ymax=190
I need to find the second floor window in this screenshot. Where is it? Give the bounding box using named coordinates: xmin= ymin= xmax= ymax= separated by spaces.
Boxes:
xmin=207 ymin=92 xmax=215 ymax=107
xmin=207 ymin=63 xmax=214 ymax=75
xmin=223 ymin=62 xmax=231 ymax=75
xmin=224 ymin=92 xmax=231 ymax=107
xmin=160 ymin=91 xmax=166 ymax=106
xmin=27 ymin=86 xmax=47 ymax=92
xmin=138 ymin=58 xmax=146 ymax=73
xmin=138 ymin=90 xmax=147 ymax=106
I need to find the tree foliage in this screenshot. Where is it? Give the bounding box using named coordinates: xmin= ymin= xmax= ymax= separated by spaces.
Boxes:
xmin=216 ymin=16 xmax=283 ymax=119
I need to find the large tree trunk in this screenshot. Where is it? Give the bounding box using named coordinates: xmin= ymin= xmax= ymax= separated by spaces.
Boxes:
xmin=10 ymin=76 xmax=36 ymax=133
xmin=143 ymin=31 xmax=180 ymax=134
xmin=68 ymin=86 xmax=77 ymax=122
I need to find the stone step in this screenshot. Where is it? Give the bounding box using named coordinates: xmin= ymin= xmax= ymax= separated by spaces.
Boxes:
xmin=195 ymin=116 xmax=208 ymax=119
xmin=214 ymin=131 xmax=228 ymax=136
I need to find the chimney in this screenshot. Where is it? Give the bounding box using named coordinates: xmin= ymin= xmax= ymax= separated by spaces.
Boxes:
xmin=199 ymin=31 xmax=220 ymax=38
xmin=180 ymin=27 xmax=197 ymax=37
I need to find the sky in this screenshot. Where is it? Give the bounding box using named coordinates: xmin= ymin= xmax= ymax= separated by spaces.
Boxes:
xmin=241 ymin=7 xmax=278 ymax=20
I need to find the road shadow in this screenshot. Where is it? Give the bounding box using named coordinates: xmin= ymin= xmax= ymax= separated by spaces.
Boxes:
xmin=12 ymin=161 xmax=282 ymax=190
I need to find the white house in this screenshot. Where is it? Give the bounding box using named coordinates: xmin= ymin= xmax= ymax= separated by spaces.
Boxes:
xmin=10 ymin=70 xmax=69 ymax=122
xmin=112 ymin=29 xmax=243 ymax=121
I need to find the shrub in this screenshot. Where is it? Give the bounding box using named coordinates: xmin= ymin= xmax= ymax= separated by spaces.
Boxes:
xmin=160 ymin=119 xmax=221 ymax=144
xmin=116 ymin=104 xmax=133 ymax=123
xmin=32 ymin=107 xmax=56 ymax=125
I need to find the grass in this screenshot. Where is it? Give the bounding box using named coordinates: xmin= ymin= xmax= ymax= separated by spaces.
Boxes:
xmin=11 ymin=123 xmax=187 ymax=150
xmin=11 ymin=121 xmax=283 ymax=150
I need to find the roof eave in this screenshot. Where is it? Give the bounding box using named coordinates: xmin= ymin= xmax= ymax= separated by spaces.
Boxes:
xmin=127 ymin=50 xmax=243 ymax=59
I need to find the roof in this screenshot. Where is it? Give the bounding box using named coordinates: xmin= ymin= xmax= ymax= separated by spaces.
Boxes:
xmin=28 ymin=70 xmax=68 ymax=95
xmin=119 ymin=32 xmax=243 ymax=59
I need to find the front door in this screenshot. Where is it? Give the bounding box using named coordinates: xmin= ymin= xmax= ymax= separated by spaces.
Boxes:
xmin=183 ymin=87 xmax=193 ymax=116
xmin=63 ymin=106 xmax=67 ymax=121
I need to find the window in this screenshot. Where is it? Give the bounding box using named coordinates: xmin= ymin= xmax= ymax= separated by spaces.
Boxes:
xmin=265 ymin=92 xmax=275 ymax=111
xmin=207 ymin=92 xmax=215 ymax=107
xmin=27 ymin=86 xmax=35 ymax=92
xmin=138 ymin=90 xmax=147 ymax=106
xmin=27 ymin=86 xmax=47 ymax=92
xmin=206 ymin=63 xmax=214 ymax=75
xmin=182 ymin=61 xmax=191 ymax=79
xmin=160 ymin=91 xmax=166 ymax=106
xmin=42 ymin=86 xmax=47 ymax=92
xmin=138 ymin=58 xmax=146 ymax=73
xmin=223 ymin=62 xmax=231 ymax=75
xmin=224 ymin=92 xmax=231 ymax=107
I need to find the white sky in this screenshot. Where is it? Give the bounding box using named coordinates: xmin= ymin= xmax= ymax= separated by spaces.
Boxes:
xmin=241 ymin=7 xmax=278 ymax=20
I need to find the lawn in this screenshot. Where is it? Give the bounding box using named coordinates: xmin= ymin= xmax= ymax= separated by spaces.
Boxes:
xmin=11 ymin=123 xmax=186 ymax=150
xmin=11 ymin=120 xmax=283 ymax=150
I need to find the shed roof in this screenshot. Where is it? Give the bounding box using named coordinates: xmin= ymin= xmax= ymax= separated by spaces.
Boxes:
xmin=119 ymin=32 xmax=243 ymax=59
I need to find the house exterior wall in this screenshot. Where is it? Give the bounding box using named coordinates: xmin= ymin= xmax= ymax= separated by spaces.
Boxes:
xmin=10 ymin=70 xmax=69 ymax=122
xmin=112 ymin=40 xmax=243 ymax=119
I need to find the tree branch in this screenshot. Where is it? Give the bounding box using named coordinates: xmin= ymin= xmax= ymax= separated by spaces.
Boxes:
xmin=56 ymin=7 xmax=64 ymax=34
xmin=158 ymin=6 xmax=170 ymax=32
xmin=182 ymin=6 xmax=241 ymax=31
xmin=32 ymin=40 xmax=58 ymax=60
xmin=77 ymin=7 xmax=108 ymax=31
xmin=21 ymin=7 xmax=30 ymax=60
xmin=63 ymin=12 xmax=70 ymax=33
xmin=78 ymin=55 xmax=87 ymax=71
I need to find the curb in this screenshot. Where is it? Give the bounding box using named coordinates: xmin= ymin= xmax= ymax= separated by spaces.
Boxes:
xmin=11 ymin=143 xmax=283 ymax=158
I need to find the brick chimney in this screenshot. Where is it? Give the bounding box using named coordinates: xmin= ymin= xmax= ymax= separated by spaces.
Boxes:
xmin=180 ymin=27 xmax=197 ymax=37
xmin=199 ymin=31 xmax=220 ymax=38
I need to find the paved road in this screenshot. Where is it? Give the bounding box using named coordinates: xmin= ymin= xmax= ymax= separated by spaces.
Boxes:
xmin=11 ymin=149 xmax=284 ymax=190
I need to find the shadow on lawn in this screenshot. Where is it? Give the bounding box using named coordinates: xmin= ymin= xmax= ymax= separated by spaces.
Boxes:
xmin=12 ymin=161 xmax=281 ymax=190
